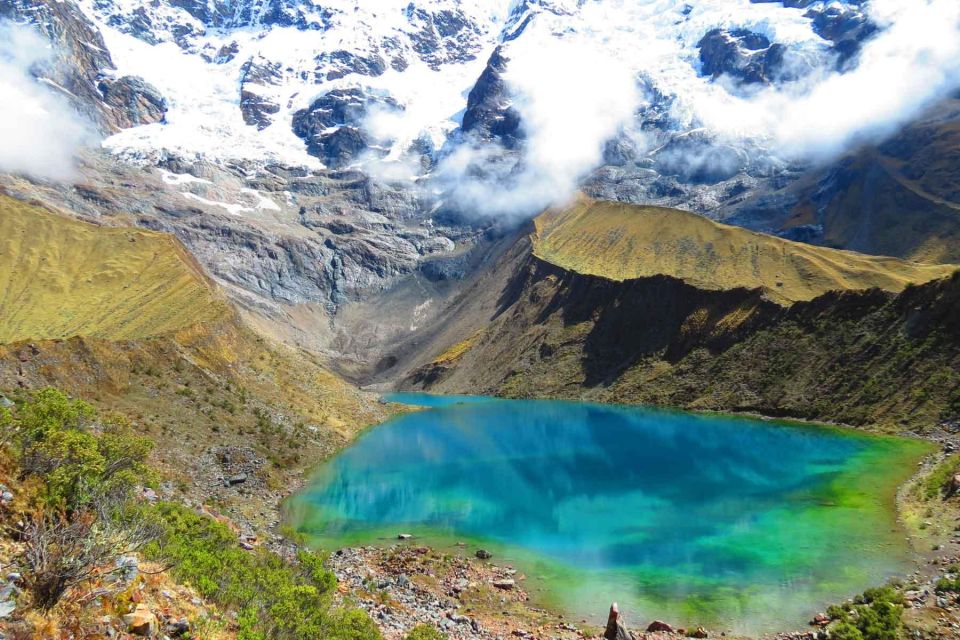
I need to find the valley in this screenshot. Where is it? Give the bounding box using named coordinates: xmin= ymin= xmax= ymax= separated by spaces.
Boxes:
xmin=2 ymin=0 xmax=960 ymax=638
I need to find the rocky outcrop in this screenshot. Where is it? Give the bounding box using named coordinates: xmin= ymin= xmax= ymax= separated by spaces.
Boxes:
xmin=239 ymin=58 xmax=282 ymax=130
xmin=806 ymin=2 xmax=876 ymax=69
xmin=697 ymin=28 xmax=785 ymax=85
xmin=406 ymin=5 xmax=485 ymax=69
xmin=292 ymin=89 xmax=400 ymax=168
xmin=98 ymin=75 xmax=167 ymax=128
xmin=0 ymin=0 xmax=169 ymax=133
xmin=314 ymin=50 xmax=387 ymax=82
xmin=604 ymin=604 xmax=631 ymax=640
xmin=460 ymin=47 xmax=522 ymax=149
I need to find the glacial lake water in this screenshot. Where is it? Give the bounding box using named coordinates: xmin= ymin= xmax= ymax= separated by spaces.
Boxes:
xmin=287 ymin=394 xmax=930 ymax=634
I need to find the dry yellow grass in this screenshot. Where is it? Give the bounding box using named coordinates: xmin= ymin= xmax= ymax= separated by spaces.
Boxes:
xmin=534 ymin=196 xmax=957 ymax=305
xmin=0 ymin=195 xmax=228 ymax=344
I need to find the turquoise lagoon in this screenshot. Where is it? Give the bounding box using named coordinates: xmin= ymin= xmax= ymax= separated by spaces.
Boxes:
xmin=287 ymin=395 xmax=930 ymax=633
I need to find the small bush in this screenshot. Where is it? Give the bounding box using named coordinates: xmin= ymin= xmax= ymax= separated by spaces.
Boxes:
xmin=827 ymin=586 xmax=904 ymax=640
xmin=404 ymin=624 xmax=446 ymax=640
xmin=921 ymin=454 xmax=960 ymax=501
xmin=148 ymin=502 xmax=379 ymax=640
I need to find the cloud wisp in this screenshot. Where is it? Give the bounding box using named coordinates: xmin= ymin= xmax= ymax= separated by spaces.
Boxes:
xmin=0 ymin=20 xmax=91 ymax=181
xmin=432 ymin=0 xmax=960 ymax=218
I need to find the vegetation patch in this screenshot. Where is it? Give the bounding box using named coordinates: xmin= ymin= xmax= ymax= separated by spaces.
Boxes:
xmin=0 ymin=388 xmax=382 ymax=639
xmin=533 ymin=196 xmax=956 ymax=305
xmin=0 ymin=195 xmax=228 ymax=343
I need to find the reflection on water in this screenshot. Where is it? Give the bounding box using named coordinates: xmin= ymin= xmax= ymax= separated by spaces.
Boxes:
xmin=289 ymin=396 xmax=927 ymax=633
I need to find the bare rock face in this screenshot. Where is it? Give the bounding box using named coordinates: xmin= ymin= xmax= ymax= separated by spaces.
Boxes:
xmin=460 ymin=46 xmax=522 ymax=149
xmin=239 ymin=57 xmax=282 ymax=130
xmin=697 ymin=28 xmax=786 ymax=85
xmin=0 ymin=0 xmax=167 ymax=133
xmin=98 ymin=75 xmax=167 ymax=128
xmin=604 ymin=603 xmax=632 ymax=640
xmin=292 ymin=88 xmax=400 ymax=168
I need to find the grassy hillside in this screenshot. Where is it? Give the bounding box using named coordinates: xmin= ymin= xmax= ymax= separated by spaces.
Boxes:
xmin=0 ymin=195 xmax=389 ymax=536
xmin=534 ymin=197 xmax=955 ymax=305
xmin=0 ymin=195 xmax=228 ymax=343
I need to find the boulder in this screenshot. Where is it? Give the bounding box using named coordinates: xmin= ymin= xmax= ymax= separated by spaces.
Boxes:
xmin=810 ymin=613 xmax=830 ymax=626
xmin=604 ymin=603 xmax=631 ymax=640
xmin=947 ymin=473 xmax=960 ymax=497
xmin=227 ymin=473 xmax=248 ymax=486
xmin=123 ymin=604 xmax=157 ymax=636
xmin=688 ymin=626 xmax=709 ymax=638
xmin=646 ymin=620 xmax=674 ymax=633
xmin=166 ymin=618 xmax=190 ymax=636
xmin=397 ymin=533 xmax=413 ymax=540
xmin=492 ymin=578 xmax=515 ymax=590
xmin=475 ymin=549 xmax=492 ymax=560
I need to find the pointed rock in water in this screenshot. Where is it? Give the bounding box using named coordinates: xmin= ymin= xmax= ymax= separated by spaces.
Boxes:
xmin=475 ymin=549 xmax=492 ymax=560
xmin=397 ymin=533 xmax=413 ymax=540
xmin=604 ymin=603 xmax=631 ymax=640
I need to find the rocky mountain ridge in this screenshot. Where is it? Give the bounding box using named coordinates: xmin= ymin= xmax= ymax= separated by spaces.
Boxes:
xmin=397 ymin=201 xmax=960 ymax=433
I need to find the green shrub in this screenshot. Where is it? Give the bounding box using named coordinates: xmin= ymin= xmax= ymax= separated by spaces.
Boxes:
xmin=8 ymin=389 xmax=161 ymax=609
xmin=12 ymin=389 xmax=155 ymax=511
xmin=147 ymin=502 xmax=379 ymax=640
xmin=923 ymin=455 xmax=960 ymax=500
xmin=404 ymin=624 xmax=446 ymax=640
xmin=828 ymin=586 xmax=904 ymax=640
xmin=936 ymin=575 xmax=960 ymax=593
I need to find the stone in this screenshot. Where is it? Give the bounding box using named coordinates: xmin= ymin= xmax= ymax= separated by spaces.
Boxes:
xmin=688 ymin=626 xmax=709 ymax=638
xmin=493 ymin=579 xmax=515 ymax=590
xmin=398 ymin=533 xmax=413 ymax=540
xmin=123 ymin=604 xmax=157 ymax=636
xmin=948 ymin=473 xmax=960 ymax=497
xmin=166 ymin=618 xmax=190 ymax=636
xmin=810 ymin=613 xmax=830 ymax=627
xmin=227 ymin=473 xmax=248 ymax=486
xmin=647 ymin=620 xmax=674 ymax=633
xmin=475 ymin=549 xmax=492 ymax=560
xmin=604 ymin=603 xmax=631 ymax=640
xmin=116 ymin=556 xmax=139 ymax=583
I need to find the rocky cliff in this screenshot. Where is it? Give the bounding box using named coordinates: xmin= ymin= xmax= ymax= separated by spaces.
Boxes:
xmin=400 ymin=200 xmax=960 ymax=433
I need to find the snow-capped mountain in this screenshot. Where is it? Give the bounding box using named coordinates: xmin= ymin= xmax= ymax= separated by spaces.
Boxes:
xmin=3 ymin=0 xmax=960 ymax=342
xmin=10 ymin=0 xmax=894 ymax=189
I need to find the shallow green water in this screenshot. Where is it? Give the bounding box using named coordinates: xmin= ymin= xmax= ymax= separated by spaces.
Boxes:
xmin=287 ymin=395 xmax=930 ymax=634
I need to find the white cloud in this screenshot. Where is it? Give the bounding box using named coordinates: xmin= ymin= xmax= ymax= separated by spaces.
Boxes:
xmin=437 ymin=17 xmax=645 ymax=218
xmin=435 ymin=0 xmax=960 ymax=217
xmin=0 ymin=20 xmax=92 ymax=181
xmin=688 ymin=0 xmax=960 ymax=161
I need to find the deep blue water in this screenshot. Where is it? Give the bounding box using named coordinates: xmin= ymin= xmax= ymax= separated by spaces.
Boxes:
xmin=289 ymin=395 xmax=925 ymax=633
